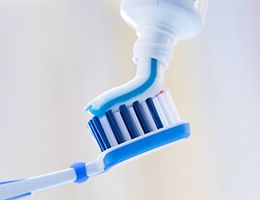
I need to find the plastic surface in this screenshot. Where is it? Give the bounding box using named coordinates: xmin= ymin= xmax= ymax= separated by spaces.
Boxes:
xmin=194 ymin=0 xmax=209 ymax=23
xmin=119 ymin=105 xmax=139 ymax=139
xmin=70 ymin=162 xmax=88 ymax=184
xmin=0 ymin=169 xmax=76 ymax=200
xmin=6 ymin=193 xmax=31 ymax=200
xmin=133 ymin=101 xmax=151 ymax=133
xmin=88 ymin=89 xmax=184 ymax=152
xmin=88 ymin=120 xmax=106 ymax=151
xmin=93 ymin=117 xmax=111 ymax=149
xmin=0 ymin=122 xmax=190 ymax=199
xmin=86 ymin=122 xmax=190 ymax=177
xmin=0 ymin=180 xmax=31 ymax=199
xmin=146 ymin=98 xmax=164 ymax=129
xmin=121 ymin=0 xmax=205 ymax=67
xmin=99 ymin=122 xmax=190 ymax=171
xmin=106 ymin=110 xmax=127 ymax=143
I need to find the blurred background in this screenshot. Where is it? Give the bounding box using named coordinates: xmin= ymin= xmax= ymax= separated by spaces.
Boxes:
xmin=0 ymin=0 xmax=260 ymax=199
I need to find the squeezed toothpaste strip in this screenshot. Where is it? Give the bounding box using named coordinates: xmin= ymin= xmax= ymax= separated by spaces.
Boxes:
xmin=86 ymin=58 xmax=159 ymax=117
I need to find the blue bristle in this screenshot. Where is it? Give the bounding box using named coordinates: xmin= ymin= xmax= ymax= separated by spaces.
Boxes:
xmin=88 ymin=120 xmax=106 ymax=151
xmin=105 ymin=110 xmax=125 ymax=144
xmin=92 ymin=117 xmax=111 ymax=149
xmin=133 ymin=101 xmax=151 ymax=133
xmin=146 ymin=98 xmax=164 ymax=129
xmin=119 ymin=105 xmax=139 ymax=138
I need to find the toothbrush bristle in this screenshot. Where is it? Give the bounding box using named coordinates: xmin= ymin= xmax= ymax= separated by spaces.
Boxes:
xmin=87 ymin=90 xmax=181 ymax=151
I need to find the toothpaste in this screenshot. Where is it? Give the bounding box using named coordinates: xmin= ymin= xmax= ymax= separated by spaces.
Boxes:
xmin=85 ymin=58 xmax=164 ymax=117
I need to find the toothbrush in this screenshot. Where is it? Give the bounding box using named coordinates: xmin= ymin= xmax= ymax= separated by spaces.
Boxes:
xmin=0 ymin=0 xmax=208 ymax=199
xmin=0 ymin=86 xmax=189 ymax=199
xmin=0 ymin=59 xmax=189 ymax=200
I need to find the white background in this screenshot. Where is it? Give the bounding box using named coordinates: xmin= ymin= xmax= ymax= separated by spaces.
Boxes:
xmin=0 ymin=0 xmax=260 ymax=199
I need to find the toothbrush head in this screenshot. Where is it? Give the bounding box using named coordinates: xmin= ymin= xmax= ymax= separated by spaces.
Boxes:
xmin=86 ymin=90 xmax=190 ymax=173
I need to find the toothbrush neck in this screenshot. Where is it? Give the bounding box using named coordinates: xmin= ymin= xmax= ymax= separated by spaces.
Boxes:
xmin=133 ymin=22 xmax=177 ymax=69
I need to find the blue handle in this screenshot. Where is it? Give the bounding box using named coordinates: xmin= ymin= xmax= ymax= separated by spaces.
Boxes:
xmin=0 ymin=180 xmax=31 ymax=199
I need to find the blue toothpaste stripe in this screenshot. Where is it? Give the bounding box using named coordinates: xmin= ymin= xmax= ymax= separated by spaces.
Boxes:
xmin=106 ymin=110 xmax=125 ymax=144
xmin=86 ymin=58 xmax=158 ymax=117
xmin=119 ymin=105 xmax=139 ymax=138
xmin=133 ymin=101 xmax=151 ymax=134
xmin=146 ymin=98 xmax=163 ymax=129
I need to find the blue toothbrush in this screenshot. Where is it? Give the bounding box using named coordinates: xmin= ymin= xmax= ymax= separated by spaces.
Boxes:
xmin=0 ymin=58 xmax=190 ymax=199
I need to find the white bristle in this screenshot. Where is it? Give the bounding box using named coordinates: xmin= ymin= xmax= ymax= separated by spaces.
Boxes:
xmin=140 ymin=101 xmax=157 ymax=131
xmin=152 ymin=97 xmax=169 ymax=127
xmin=156 ymin=92 xmax=175 ymax=125
xmin=164 ymin=90 xmax=181 ymax=123
xmin=128 ymin=106 xmax=144 ymax=136
xmin=100 ymin=117 xmax=118 ymax=146
xmin=114 ymin=112 xmax=132 ymax=141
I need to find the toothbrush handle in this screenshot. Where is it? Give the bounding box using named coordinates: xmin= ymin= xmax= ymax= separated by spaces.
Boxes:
xmin=0 ymin=162 xmax=88 ymax=199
